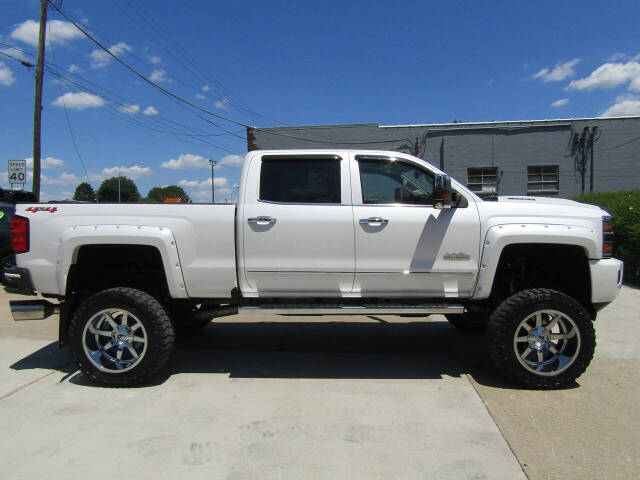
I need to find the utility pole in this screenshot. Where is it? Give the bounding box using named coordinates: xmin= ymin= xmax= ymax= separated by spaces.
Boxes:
xmin=209 ymin=159 xmax=216 ymax=203
xmin=32 ymin=0 xmax=48 ymax=202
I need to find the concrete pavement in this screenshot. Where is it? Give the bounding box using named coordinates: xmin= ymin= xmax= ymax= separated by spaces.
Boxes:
xmin=0 ymin=286 xmax=637 ymax=479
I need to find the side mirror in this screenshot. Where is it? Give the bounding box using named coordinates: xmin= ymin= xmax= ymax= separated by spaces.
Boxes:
xmin=433 ymin=174 xmax=453 ymax=209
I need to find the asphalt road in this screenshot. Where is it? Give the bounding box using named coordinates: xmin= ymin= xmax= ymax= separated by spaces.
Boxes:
xmin=0 ymin=286 xmax=637 ymax=479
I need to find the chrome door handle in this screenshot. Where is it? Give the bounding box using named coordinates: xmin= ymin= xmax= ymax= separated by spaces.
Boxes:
xmin=248 ymin=216 xmax=277 ymax=225
xmin=359 ymin=217 xmax=388 ymax=225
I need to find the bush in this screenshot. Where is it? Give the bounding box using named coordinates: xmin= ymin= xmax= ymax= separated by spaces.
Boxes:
xmin=573 ymin=189 xmax=640 ymax=283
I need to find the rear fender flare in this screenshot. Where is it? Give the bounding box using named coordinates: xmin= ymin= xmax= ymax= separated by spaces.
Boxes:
xmin=58 ymin=225 xmax=188 ymax=298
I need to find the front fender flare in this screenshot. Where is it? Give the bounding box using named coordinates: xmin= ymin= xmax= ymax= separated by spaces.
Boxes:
xmin=472 ymin=223 xmax=598 ymax=299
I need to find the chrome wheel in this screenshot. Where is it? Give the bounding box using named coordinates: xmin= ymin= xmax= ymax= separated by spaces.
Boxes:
xmin=513 ymin=309 xmax=581 ymax=377
xmin=82 ymin=308 xmax=148 ymax=373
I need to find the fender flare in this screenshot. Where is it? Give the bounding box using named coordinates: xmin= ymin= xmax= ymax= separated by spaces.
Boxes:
xmin=57 ymin=224 xmax=188 ymax=298
xmin=472 ymin=223 xmax=599 ymax=299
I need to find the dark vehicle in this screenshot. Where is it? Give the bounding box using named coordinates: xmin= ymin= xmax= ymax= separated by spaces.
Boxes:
xmin=0 ymin=203 xmax=15 ymax=281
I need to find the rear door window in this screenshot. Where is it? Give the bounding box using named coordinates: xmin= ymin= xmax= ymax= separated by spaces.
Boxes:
xmin=260 ymin=157 xmax=341 ymax=203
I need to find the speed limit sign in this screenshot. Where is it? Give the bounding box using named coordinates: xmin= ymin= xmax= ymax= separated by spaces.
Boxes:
xmin=8 ymin=160 xmax=26 ymax=186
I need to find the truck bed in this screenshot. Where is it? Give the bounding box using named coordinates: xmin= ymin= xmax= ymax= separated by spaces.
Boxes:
xmin=15 ymin=203 xmax=237 ymax=298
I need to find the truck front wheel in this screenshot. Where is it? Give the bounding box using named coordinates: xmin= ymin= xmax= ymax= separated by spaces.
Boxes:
xmin=486 ymin=288 xmax=595 ymax=389
xmin=67 ymin=287 xmax=175 ymax=387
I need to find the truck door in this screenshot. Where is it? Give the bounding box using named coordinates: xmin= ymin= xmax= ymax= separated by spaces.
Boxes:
xmin=239 ymin=153 xmax=355 ymax=296
xmin=350 ymin=153 xmax=480 ymax=297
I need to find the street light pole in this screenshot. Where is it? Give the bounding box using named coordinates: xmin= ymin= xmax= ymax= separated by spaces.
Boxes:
xmin=118 ymin=161 xmax=144 ymax=202
xmin=209 ymin=159 xmax=217 ymax=203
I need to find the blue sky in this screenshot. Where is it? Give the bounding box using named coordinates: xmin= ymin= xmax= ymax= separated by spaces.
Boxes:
xmin=1 ymin=1 xmax=639 ymax=202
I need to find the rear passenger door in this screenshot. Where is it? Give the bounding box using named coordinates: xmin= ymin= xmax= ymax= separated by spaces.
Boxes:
xmin=240 ymin=153 xmax=355 ymax=296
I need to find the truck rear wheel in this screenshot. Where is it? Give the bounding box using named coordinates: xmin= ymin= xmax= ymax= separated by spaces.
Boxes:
xmin=68 ymin=287 xmax=175 ymax=387
xmin=487 ymin=288 xmax=595 ymax=389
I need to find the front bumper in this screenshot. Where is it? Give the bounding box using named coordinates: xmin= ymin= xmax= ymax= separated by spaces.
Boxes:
xmin=3 ymin=266 xmax=36 ymax=296
xmin=590 ymin=258 xmax=623 ymax=304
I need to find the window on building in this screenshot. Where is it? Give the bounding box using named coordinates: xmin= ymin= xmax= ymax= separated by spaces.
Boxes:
xmin=358 ymin=157 xmax=434 ymax=205
xmin=467 ymin=167 xmax=498 ymax=196
xmin=260 ymin=157 xmax=341 ymax=203
xmin=527 ymin=165 xmax=559 ymax=194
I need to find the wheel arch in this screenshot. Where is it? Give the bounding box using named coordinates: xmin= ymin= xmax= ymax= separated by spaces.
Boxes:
xmin=59 ymin=225 xmax=188 ymax=299
xmin=473 ymin=224 xmax=597 ymax=308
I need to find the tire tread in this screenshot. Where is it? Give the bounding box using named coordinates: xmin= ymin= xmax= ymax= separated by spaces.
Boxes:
xmin=487 ymin=288 xmax=595 ymax=389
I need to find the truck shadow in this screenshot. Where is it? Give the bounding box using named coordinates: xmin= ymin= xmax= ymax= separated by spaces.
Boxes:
xmin=10 ymin=319 xmax=578 ymax=390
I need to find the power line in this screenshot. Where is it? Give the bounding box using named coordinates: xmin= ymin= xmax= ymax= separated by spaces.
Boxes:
xmin=117 ymin=0 xmax=277 ymax=125
xmin=48 ymin=1 xmax=248 ymax=127
xmin=45 ymin=66 xmax=242 ymax=153
xmin=49 ymin=2 xmax=412 ymax=147
xmin=48 ymin=33 xmax=89 ymax=181
xmin=0 ymin=49 xmax=35 ymax=68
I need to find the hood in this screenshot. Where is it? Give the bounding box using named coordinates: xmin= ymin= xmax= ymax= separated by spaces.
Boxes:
xmin=496 ymin=195 xmax=585 ymax=206
xmin=485 ymin=195 xmax=608 ymax=216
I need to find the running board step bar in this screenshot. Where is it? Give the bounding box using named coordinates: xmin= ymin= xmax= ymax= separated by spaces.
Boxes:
xmin=238 ymin=304 xmax=464 ymax=315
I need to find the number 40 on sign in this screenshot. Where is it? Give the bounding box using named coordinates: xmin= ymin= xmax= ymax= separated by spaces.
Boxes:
xmin=8 ymin=160 xmax=26 ymax=187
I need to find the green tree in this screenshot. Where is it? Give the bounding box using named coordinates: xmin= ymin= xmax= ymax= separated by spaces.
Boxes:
xmin=72 ymin=182 xmax=96 ymax=202
xmin=97 ymin=176 xmax=141 ymax=203
xmin=146 ymin=185 xmax=191 ymax=203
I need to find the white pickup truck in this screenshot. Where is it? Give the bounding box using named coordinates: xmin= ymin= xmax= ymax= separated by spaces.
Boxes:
xmin=6 ymin=150 xmax=623 ymax=388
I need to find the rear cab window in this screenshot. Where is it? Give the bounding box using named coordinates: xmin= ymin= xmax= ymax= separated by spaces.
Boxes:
xmin=260 ymin=156 xmax=341 ymax=204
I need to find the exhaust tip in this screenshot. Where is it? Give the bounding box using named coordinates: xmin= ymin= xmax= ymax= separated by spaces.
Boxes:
xmin=10 ymin=300 xmax=60 ymax=321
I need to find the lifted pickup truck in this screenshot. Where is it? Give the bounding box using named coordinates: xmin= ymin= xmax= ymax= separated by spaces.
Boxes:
xmin=6 ymin=150 xmax=623 ymax=388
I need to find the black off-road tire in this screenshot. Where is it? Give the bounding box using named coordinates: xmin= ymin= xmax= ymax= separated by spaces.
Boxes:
xmin=487 ymin=288 xmax=595 ymax=389
xmin=445 ymin=312 xmax=487 ymax=333
xmin=68 ymin=287 xmax=175 ymax=387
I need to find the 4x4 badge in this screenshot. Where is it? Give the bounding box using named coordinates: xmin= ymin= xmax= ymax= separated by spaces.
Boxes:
xmin=25 ymin=206 xmax=57 ymax=213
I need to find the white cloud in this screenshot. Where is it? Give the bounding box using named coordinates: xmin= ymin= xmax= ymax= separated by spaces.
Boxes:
xmin=90 ymin=42 xmax=133 ymax=69
xmin=0 ymin=61 xmax=15 ymax=87
xmin=607 ymin=52 xmax=640 ymax=62
xmin=177 ymin=179 xmax=200 ymax=188
xmin=52 ymin=91 xmax=105 ymax=110
xmin=567 ymin=61 xmax=640 ymax=91
xmin=119 ymin=104 xmax=140 ymax=114
xmin=25 ymin=156 xmax=65 ymax=169
xmin=10 ymin=19 xmax=83 ymax=47
xmin=533 ymin=59 xmax=581 ymax=82
xmin=163 ymin=153 xmax=243 ymax=171
xmin=218 ymin=154 xmax=244 ymax=167
xmin=179 ymin=177 xmax=228 ymax=188
xmin=40 ymin=172 xmax=80 ymax=186
xmin=550 ymin=98 xmax=569 ymax=108
xmin=161 ymin=153 xmax=208 ymax=169
xmin=150 ymin=69 xmax=170 ymax=82
xmin=202 ymin=84 xmax=210 ymax=92
xmin=101 ymin=164 xmax=152 ymax=179
xmin=180 ymin=177 xmax=230 ymax=203
xmin=195 ymin=93 xmax=205 ymax=99
xmin=599 ymin=94 xmax=640 ymax=117
xmin=215 ymin=98 xmax=230 ymax=110
xmin=150 ymin=55 xmax=162 ymax=65
xmin=142 ymin=105 xmax=158 ymax=116
xmin=68 ymin=64 xmax=83 ymax=74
